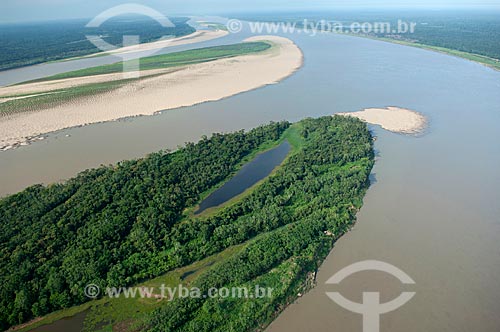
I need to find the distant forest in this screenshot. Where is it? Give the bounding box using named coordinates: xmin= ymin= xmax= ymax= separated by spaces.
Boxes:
xmin=368 ymin=12 xmax=500 ymax=60
xmin=0 ymin=16 xmax=195 ymax=71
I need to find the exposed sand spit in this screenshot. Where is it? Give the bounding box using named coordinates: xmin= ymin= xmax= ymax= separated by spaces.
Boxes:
xmin=337 ymin=107 xmax=427 ymax=134
xmin=0 ymin=36 xmax=303 ymax=150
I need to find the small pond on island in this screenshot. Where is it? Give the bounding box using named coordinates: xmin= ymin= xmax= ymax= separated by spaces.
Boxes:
xmin=195 ymin=140 xmax=291 ymax=214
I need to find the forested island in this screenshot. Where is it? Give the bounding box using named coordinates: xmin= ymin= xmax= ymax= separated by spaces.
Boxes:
xmin=0 ymin=116 xmax=374 ymax=331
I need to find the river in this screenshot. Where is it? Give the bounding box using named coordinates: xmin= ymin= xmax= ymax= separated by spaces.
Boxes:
xmin=2 ymin=16 xmax=500 ymax=332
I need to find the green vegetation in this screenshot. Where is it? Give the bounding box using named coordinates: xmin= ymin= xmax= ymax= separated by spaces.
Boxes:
xmin=0 ymin=116 xmax=374 ymax=331
xmin=145 ymin=117 xmax=373 ymax=332
xmin=365 ymin=11 xmax=500 ymax=62
xmin=189 ymin=126 xmax=301 ymax=218
xmin=15 ymin=245 xmax=244 ymax=332
xmin=25 ymin=42 xmax=271 ymax=83
xmin=0 ymin=121 xmax=289 ymax=329
xmin=83 ymin=245 xmax=244 ymax=332
xmin=0 ymin=17 xmax=195 ymax=71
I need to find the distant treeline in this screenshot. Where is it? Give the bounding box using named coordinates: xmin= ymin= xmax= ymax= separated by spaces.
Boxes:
xmin=0 ymin=116 xmax=374 ymax=331
xmin=0 ymin=16 xmax=195 ymax=71
xmin=370 ymin=12 xmax=500 ymax=61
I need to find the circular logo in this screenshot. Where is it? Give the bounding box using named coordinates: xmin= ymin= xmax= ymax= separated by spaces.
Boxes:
xmin=226 ymin=19 xmax=243 ymax=34
xmin=84 ymin=283 xmax=101 ymax=299
xmin=325 ymin=260 xmax=416 ymax=332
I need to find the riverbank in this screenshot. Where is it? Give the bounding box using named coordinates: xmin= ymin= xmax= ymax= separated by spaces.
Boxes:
xmin=0 ymin=36 xmax=303 ymax=150
xmin=337 ymin=106 xmax=427 ymax=134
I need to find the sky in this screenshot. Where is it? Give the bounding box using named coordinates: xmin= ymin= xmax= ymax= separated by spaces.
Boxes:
xmin=2 ymin=0 xmax=500 ymax=23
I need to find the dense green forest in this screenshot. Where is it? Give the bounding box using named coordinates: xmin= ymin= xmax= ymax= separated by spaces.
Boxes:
xmin=366 ymin=12 xmax=500 ymax=61
xmin=0 ymin=16 xmax=195 ymax=71
xmin=0 ymin=116 xmax=374 ymax=331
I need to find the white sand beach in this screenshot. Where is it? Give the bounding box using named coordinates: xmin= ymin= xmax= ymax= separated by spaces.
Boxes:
xmin=0 ymin=36 xmax=303 ymax=150
xmin=337 ymin=107 xmax=427 ymax=134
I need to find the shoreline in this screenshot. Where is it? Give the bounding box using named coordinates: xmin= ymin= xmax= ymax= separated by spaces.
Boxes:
xmin=336 ymin=106 xmax=427 ymax=134
xmin=0 ymin=36 xmax=303 ymax=151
